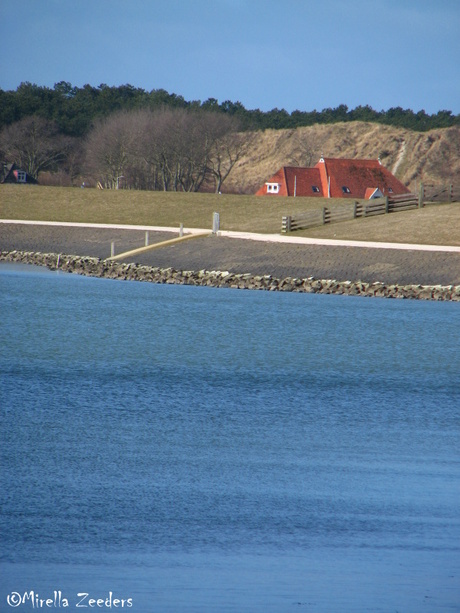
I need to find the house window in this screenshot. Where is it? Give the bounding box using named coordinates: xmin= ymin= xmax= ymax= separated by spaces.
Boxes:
xmin=16 ymin=171 xmax=27 ymax=183
xmin=342 ymin=186 xmax=351 ymax=194
xmin=312 ymin=186 xmax=320 ymax=193
xmin=388 ymin=187 xmax=393 ymax=193
xmin=266 ymin=183 xmax=280 ymax=194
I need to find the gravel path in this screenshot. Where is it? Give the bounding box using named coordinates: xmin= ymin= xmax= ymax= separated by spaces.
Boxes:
xmin=1 ymin=222 xmax=460 ymax=285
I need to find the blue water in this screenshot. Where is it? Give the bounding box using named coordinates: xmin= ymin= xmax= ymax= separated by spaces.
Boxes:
xmin=1 ymin=263 xmax=459 ymax=612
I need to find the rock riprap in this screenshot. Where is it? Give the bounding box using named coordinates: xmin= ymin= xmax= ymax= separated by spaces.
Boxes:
xmin=2 ymin=250 xmax=459 ymax=301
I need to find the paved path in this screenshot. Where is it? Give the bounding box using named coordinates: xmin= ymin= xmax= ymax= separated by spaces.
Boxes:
xmin=1 ymin=220 xmax=460 ymax=285
xmin=2 ymin=219 xmax=460 ymax=252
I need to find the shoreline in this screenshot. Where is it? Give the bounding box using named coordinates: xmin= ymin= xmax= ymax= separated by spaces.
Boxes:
xmin=2 ymin=222 xmax=460 ymax=288
xmin=2 ymin=250 xmax=459 ymax=301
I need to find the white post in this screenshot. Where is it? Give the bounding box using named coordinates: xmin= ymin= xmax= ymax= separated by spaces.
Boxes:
xmin=179 ymin=223 xmax=184 ymax=237
xmin=111 ymin=241 xmax=115 ymax=257
xmin=212 ymin=212 xmax=220 ymax=234
xmin=145 ymin=231 xmax=149 ymax=246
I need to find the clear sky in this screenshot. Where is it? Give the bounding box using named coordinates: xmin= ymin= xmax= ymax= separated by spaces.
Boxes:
xmin=1 ymin=0 xmax=459 ymax=114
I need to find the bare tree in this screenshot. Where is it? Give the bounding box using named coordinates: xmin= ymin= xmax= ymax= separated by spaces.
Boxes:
xmin=289 ymin=131 xmax=319 ymax=167
xmin=0 ymin=116 xmax=72 ymax=179
xmin=153 ymin=109 xmax=249 ymax=193
xmin=62 ymin=139 xmax=84 ymax=186
xmin=134 ymin=108 xmax=175 ymax=191
xmin=84 ymin=111 xmax=141 ymax=188
xmin=174 ymin=110 xmax=212 ymax=192
xmin=136 ymin=108 xmax=213 ymax=192
xmin=82 ymin=107 xmax=251 ymax=192
xmin=207 ymin=116 xmax=253 ymax=193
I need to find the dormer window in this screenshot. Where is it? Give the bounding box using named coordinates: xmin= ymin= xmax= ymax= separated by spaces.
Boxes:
xmin=388 ymin=187 xmax=393 ymax=193
xmin=342 ymin=186 xmax=351 ymax=194
xmin=312 ymin=185 xmax=320 ymax=193
xmin=266 ymin=182 xmax=280 ymax=194
xmin=16 ymin=171 xmax=27 ymax=183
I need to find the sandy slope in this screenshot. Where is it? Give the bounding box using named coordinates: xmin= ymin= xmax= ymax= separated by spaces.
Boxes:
xmin=226 ymin=123 xmax=460 ymax=193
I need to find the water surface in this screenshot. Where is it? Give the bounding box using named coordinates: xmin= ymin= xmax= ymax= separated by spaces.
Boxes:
xmin=1 ymin=263 xmax=459 ymax=612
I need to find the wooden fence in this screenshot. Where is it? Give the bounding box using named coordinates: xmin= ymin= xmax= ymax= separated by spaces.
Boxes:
xmin=281 ymin=185 xmax=458 ymax=233
xmin=282 ymin=193 xmax=418 ymax=233
xmin=421 ymin=183 xmax=459 ymax=203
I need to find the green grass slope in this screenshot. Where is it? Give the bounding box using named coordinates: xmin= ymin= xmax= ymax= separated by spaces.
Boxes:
xmin=1 ymin=184 xmax=459 ymax=246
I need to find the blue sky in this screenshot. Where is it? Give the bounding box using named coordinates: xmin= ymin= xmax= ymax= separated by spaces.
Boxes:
xmin=1 ymin=0 xmax=459 ymax=114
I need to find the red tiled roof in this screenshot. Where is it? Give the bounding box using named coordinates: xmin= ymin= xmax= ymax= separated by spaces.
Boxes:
xmin=255 ymin=167 xmax=324 ymax=196
xmin=255 ymin=167 xmax=288 ymax=196
xmin=256 ymin=157 xmax=410 ymax=198
xmin=315 ymin=158 xmax=409 ymax=198
xmin=283 ymin=167 xmax=323 ymax=196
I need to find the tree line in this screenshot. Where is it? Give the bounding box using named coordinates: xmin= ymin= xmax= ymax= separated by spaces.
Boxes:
xmin=1 ymin=82 xmax=458 ymax=136
xmin=0 ymin=108 xmax=250 ymax=191
xmin=1 ymin=81 xmax=458 ymax=191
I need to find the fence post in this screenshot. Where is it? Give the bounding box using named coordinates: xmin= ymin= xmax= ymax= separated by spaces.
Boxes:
xmin=322 ymin=207 xmax=326 ymax=224
xmin=212 ymin=212 xmax=220 ymax=234
xmin=418 ymin=183 xmax=424 ymax=208
xmin=353 ymin=201 xmax=358 ymax=218
xmin=385 ymin=196 xmax=389 ymax=213
xmin=449 ymin=184 xmax=453 ymax=203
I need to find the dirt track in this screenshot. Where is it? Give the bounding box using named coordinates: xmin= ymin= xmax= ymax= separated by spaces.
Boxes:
xmin=1 ymin=223 xmax=460 ymax=286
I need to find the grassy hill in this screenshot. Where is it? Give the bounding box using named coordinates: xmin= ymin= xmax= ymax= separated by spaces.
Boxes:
xmin=2 ymin=119 xmax=459 ymax=247
xmin=1 ymin=184 xmax=459 ymax=246
xmin=227 ymin=122 xmax=460 ymax=194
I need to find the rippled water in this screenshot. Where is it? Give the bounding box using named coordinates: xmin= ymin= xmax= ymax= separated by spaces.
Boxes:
xmin=1 ymin=263 xmax=459 ymax=612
